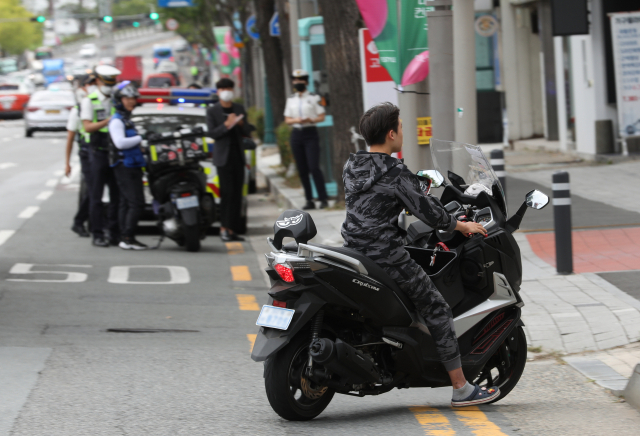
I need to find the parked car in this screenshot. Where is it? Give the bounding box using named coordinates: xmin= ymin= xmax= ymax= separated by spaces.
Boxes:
xmin=24 ymin=89 xmax=75 ymax=137
xmin=79 ymin=43 xmax=97 ymax=58
xmin=0 ymin=81 xmax=31 ymax=118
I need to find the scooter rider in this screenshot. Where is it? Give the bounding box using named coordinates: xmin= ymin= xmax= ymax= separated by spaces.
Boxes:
xmin=81 ymin=65 xmax=121 ymax=247
xmin=65 ymin=73 xmax=97 ymax=237
xmin=109 ymin=82 xmax=147 ymax=250
xmin=341 ymin=103 xmax=500 ymax=407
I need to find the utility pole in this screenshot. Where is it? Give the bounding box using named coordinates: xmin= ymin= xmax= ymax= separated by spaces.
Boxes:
xmin=453 ymin=0 xmax=477 ymax=144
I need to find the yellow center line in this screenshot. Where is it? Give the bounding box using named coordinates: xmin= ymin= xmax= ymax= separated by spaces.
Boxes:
xmin=225 ymin=242 xmax=244 ymax=255
xmin=409 ymin=406 xmax=455 ymax=436
xmin=247 ymin=334 xmax=257 ymax=352
xmin=231 ymin=265 xmax=252 ymax=281
xmin=453 ymin=406 xmax=508 ymax=436
xmin=236 ymin=294 xmax=260 ymax=311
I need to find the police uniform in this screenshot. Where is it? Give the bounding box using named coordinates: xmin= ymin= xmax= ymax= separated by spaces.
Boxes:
xmin=284 ymin=70 xmax=328 ymax=207
xmin=80 ymin=66 xmax=121 ymax=244
xmin=66 ymin=104 xmax=92 ymax=230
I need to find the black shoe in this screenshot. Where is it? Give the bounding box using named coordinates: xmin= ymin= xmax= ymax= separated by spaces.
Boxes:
xmin=92 ymin=237 xmax=109 ymax=247
xmin=71 ymin=224 xmax=90 ymax=237
xmin=119 ymin=237 xmax=148 ymax=250
xmin=220 ymin=230 xmax=245 ymax=242
xmin=303 ymin=200 xmax=316 ymax=210
xmin=319 ymin=200 xmax=329 ymax=209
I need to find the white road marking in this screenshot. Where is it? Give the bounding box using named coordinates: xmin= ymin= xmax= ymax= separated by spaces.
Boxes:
xmin=0 ymin=162 xmax=17 ymax=170
xmin=7 ymin=263 xmax=91 ymax=283
xmin=108 ymin=266 xmax=191 ymax=284
xmin=0 ymin=230 xmax=15 ymax=246
xmin=18 ymin=206 xmax=39 ymax=219
xmin=53 ymin=170 xmax=64 ymax=176
xmin=60 ymin=165 xmax=80 ymax=185
xmin=12 ymin=134 xmax=19 ymax=139
xmin=51 ymin=139 xmax=61 ymax=144
xmin=36 ymin=191 xmax=53 ymax=200
xmin=1 ymin=138 xmax=9 ymax=142
xmin=45 ymin=178 xmax=58 ymax=187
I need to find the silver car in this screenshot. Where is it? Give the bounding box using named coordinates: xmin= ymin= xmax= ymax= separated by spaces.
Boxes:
xmin=24 ymin=90 xmax=75 ymax=137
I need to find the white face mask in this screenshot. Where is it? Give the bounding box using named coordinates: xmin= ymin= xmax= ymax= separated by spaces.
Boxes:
xmin=219 ymin=90 xmax=234 ymax=102
xmin=100 ymin=85 xmax=113 ymax=96
xmin=87 ymin=85 xmax=98 ymax=95
xmin=75 ymin=88 xmax=87 ymax=102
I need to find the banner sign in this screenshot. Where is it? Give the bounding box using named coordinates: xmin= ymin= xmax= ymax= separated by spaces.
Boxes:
xmin=158 ymin=0 xmax=194 ymax=7
xmin=359 ymin=28 xmax=397 ymax=111
xmin=610 ymin=12 xmax=640 ymax=138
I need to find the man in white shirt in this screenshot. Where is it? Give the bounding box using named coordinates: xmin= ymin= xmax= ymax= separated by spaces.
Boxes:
xmin=80 ymin=65 xmax=121 ymax=247
xmin=284 ymin=69 xmax=329 ymax=210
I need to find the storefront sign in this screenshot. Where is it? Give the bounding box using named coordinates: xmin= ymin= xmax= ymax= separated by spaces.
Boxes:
xmin=417 ymin=117 xmax=432 ymax=145
xmin=359 ymin=28 xmax=398 ymax=110
xmin=610 ymin=12 xmax=640 ymax=138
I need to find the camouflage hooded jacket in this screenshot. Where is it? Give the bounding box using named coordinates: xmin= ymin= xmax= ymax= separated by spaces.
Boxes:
xmin=341 ymin=151 xmax=457 ymax=267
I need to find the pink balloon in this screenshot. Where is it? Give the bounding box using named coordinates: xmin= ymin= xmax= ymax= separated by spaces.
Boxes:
xmin=355 ymin=0 xmax=388 ymax=38
xmin=220 ymin=51 xmax=230 ymax=66
xmin=401 ymin=50 xmax=429 ymax=86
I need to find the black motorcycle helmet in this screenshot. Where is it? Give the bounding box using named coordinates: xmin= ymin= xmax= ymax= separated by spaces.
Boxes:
xmin=112 ymin=81 xmax=140 ymax=114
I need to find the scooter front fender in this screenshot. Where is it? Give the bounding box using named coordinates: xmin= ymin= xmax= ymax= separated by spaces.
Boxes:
xmin=251 ymin=291 xmax=325 ymax=362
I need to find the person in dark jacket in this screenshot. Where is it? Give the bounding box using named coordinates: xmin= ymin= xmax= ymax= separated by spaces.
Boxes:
xmin=341 ymin=102 xmax=499 ymax=407
xmin=206 ymin=78 xmax=250 ymax=242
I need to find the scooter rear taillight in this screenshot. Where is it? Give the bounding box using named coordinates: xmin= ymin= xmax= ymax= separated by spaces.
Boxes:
xmin=274 ymin=263 xmax=295 ymax=282
xmin=272 ymin=300 xmax=287 ymax=308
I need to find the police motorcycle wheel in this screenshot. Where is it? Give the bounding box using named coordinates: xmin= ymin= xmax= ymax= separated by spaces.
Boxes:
xmin=183 ymin=224 xmax=201 ymax=252
xmin=264 ymin=333 xmax=335 ymax=421
xmin=472 ymin=325 xmax=527 ymax=404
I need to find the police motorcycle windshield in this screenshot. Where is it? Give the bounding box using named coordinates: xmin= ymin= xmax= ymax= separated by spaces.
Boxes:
xmin=430 ymin=139 xmax=506 ymax=214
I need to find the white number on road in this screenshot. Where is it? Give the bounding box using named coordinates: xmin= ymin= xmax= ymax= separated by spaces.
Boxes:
xmin=7 ymin=263 xmax=91 ymax=282
xmin=107 ymin=266 xmax=191 ymax=284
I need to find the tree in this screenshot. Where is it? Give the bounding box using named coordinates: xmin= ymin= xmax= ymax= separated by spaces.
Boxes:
xmin=318 ymin=0 xmax=363 ymax=201
xmin=0 ymin=0 xmax=42 ymax=56
xmin=275 ymin=0 xmax=292 ymax=78
xmin=253 ymin=0 xmax=286 ymax=127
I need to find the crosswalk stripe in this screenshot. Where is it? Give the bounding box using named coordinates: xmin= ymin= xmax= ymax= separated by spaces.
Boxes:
xmin=0 ymin=230 xmax=15 ymax=247
xmin=231 ymin=265 xmax=252 ymax=281
xmin=452 ymin=406 xmax=508 ymax=435
xmin=409 ymin=406 xmax=455 ymax=436
xmin=236 ymin=294 xmax=260 ymax=311
xmin=36 ymin=191 xmax=53 ymax=200
xmin=247 ymin=334 xmax=257 ymax=352
xmin=225 ymin=242 xmax=244 ymax=255
xmin=18 ymin=206 xmax=39 ymax=219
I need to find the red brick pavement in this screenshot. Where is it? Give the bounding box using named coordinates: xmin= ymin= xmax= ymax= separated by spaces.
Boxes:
xmin=526 ymin=227 xmax=640 ymax=273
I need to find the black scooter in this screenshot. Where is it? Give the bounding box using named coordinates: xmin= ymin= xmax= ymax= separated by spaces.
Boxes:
xmin=144 ymin=127 xmax=215 ymax=252
xmin=251 ymin=141 xmax=549 ymax=421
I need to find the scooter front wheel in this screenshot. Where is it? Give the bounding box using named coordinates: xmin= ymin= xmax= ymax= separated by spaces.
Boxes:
xmin=264 ymin=334 xmax=335 ymax=421
xmin=473 ymin=325 xmax=527 ymax=403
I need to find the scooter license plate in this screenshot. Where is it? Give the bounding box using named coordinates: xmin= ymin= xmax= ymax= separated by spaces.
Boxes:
xmin=256 ymin=305 xmax=295 ymax=330
xmin=176 ymin=195 xmax=199 ymax=210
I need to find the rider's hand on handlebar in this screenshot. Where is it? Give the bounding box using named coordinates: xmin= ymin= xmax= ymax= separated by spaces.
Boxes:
xmin=455 ymin=221 xmax=487 ymax=237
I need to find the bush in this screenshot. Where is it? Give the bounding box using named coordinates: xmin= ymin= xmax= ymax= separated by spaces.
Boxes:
xmin=276 ymin=122 xmax=293 ymax=169
xmin=247 ymin=106 xmax=264 ymax=141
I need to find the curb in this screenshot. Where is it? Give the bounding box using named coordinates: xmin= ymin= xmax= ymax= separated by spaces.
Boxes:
xmin=625 ymin=363 xmax=640 ymax=411
xmin=258 ymin=166 xmax=305 ymax=211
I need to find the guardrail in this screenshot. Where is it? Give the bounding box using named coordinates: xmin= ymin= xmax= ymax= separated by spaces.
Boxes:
xmin=53 ymin=25 xmax=165 ymax=57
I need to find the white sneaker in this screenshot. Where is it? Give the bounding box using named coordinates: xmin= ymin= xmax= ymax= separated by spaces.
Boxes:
xmin=119 ymin=238 xmax=148 ymax=250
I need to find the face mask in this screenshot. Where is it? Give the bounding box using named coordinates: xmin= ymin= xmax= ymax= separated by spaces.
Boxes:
xmin=87 ymin=85 xmax=98 ymax=95
xmin=293 ymin=83 xmax=307 ymax=92
xmin=75 ymin=88 xmax=87 ymax=102
xmin=100 ymin=85 xmax=113 ymax=96
xmin=219 ymin=90 xmax=234 ymax=102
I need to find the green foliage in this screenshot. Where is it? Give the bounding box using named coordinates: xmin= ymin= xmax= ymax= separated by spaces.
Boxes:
xmin=247 ymin=106 xmax=265 ymax=141
xmin=0 ymin=0 xmax=43 ymax=55
xmin=276 ymin=122 xmax=293 ymax=170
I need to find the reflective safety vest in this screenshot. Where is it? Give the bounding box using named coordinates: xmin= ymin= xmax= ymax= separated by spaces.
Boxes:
xmin=87 ymin=91 xmax=115 ymax=151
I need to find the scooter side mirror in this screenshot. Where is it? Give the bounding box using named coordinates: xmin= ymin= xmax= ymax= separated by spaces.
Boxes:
xmin=525 ymin=189 xmax=549 ymax=210
xmin=416 ymin=170 xmax=444 ymax=188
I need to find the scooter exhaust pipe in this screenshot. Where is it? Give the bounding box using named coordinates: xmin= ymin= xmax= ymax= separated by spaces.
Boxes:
xmin=309 ymin=338 xmax=380 ymax=384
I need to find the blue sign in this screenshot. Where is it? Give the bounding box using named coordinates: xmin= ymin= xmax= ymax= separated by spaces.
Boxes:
xmin=246 ymin=15 xmax=259 ymax=40
xmin=158 ymin=0 xmax=194 ymax=7
xmin=269 ymin=12 xmax=280 ymax=37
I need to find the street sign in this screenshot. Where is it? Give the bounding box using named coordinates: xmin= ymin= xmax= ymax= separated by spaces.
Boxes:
xmin=158 ymin=0 xmax=194 ymax=7
xmin=269 ymin=12 xmax=280 ymax=37
xmin=166 ymin=18 xmax=179 ymax=31
xmin=417 ymin=117 xmax=432 ymax=145
xmin=246 ymin=15 xmax=259 ymax=40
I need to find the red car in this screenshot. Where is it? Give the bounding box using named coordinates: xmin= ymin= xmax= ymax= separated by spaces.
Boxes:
xmin=0 ymin=82 xmax=31 ymax=118
xmin=143 ymin=73 xmax=179 ymax=89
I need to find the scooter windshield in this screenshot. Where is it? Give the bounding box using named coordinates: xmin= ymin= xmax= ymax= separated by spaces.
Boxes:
xmin=430 ymin=139 xmax=507 ymax=213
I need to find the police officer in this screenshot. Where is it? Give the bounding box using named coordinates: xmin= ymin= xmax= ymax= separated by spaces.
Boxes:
xmin=65 ymin=74 xmax=96 ymax=237
xmin=80 ymin=65 xmax=121 ymax=247
xmin=284 ymin=69 xmax=329 ymax=210
xmin=109 ymin=82 xmax=147 ymax=250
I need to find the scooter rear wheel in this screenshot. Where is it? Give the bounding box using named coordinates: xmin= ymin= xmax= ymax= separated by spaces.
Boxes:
xmin=183 ymin=225 xmax=201 ymax=252
xmin=264 ymin=334 xmax=335 ymax=421
xmin=472 ymin=325 xmax=527 ymax=403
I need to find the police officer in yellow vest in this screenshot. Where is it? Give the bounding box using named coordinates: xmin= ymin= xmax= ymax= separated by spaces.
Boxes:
xmin=80 ymin=65 xmax=121 ymax=247
xmin=65 ymin=74 xmax=97 ymax=238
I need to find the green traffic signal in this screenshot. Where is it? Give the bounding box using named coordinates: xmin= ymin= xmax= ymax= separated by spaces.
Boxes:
xmin=133 ymin=21 xmax=140 ymax=28
xmin=103 ymin=16 xmax=113 ymax=23
xmin=36 ymin=16 xmax=46 ymax=23
xmin=149 ymin=12 xmax=159 ymax=20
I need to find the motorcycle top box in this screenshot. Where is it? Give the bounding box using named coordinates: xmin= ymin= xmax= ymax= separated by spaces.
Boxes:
xmin=251 ymin=139 xmax=549 ymax=421
xmin=145 ymin=127 xmax=210 ymax=171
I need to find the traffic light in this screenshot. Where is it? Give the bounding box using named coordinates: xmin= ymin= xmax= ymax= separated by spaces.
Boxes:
xmin=133 ymin=21 xmax=140 ymax=28
xmin=149 ymin=12 xmax=160 ymax=20
xmin=30 ymin=16 xmax=46 ymax=23
xmin=102 ymin=16 xmax=113 ymax=23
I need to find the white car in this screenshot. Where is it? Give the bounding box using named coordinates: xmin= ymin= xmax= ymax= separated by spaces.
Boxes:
xmin=157 ymin=60 xmax=179 ymax=74
xmin=79 ymin=43 xmax=97 ymax=58
xmin=24 ymin=89 xmax=75 ymax=137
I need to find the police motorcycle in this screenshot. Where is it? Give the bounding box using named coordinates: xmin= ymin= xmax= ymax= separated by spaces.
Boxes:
xmin=142 ymin=127 xmax=214 ymax=252
xmin=251 ymin=139 xmax=549 ymax=421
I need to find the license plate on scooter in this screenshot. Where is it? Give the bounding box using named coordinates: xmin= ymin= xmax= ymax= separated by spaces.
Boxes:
xmin=176 ymin=195 xmax=199 ymax=210
xmin=256 ymin=305 xmax=295 ymax=330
